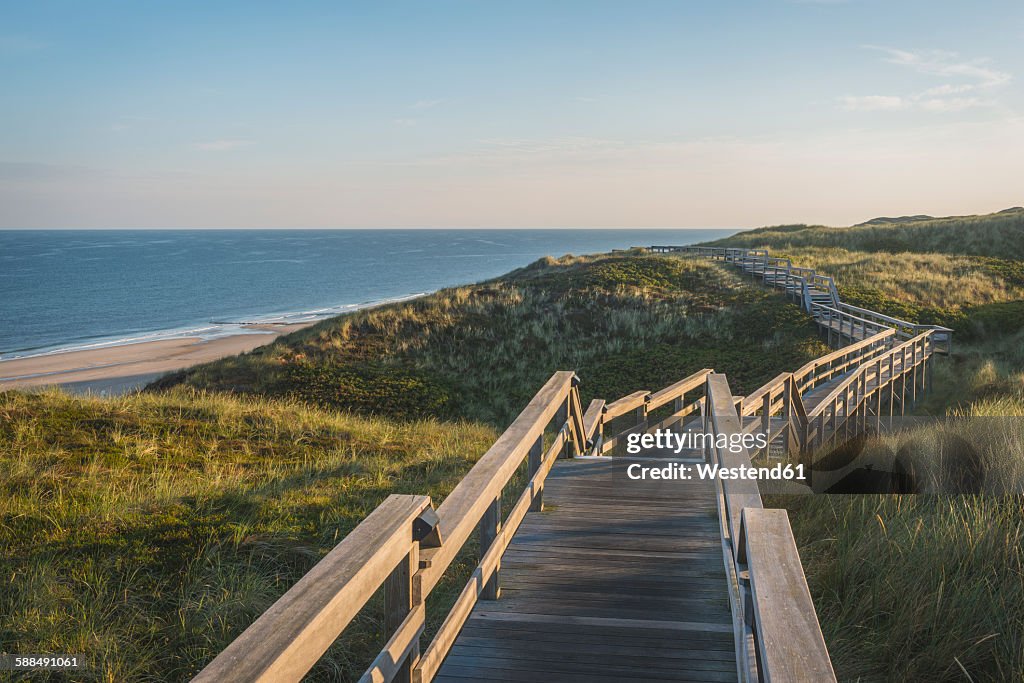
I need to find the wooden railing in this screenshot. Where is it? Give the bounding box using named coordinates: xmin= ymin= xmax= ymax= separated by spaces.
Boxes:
xmin=804 ymin=330 xmax=935 ymax=452
xmin=196 ymin=371 xmax=597 ymax=683
xmin=834 ymin=301 xmax=953 ymax=354
xmin=591 ymin=368 xmax=712 ymax=455
xmin=704 ymin=373 xmax=836 ymax=683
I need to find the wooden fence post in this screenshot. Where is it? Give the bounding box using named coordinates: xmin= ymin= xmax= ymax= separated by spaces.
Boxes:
xmin=783 ymin=378 xmax=797 ymax=455
xmin=873 ymin=359 xmax=882 ymax=433
xmin=479 ymin=497 xmax=501 ymax=600
xmin=911 ymin=343 xmax=919 ymax=407
xmin=888 ymin=354 xmax=896 ymax=423
xmin=528 ymin=435 xmax=544 ymax=512
xmin=384 ymin=543 xmax=421 ymax=683
xmin=555 ymin=397 xmax=570 ymax=458
xmin=636 ymin=398 xmax=649 ymax=432
xmin=900 ymin=347 xmax=908 ymax=416
xmin=761 ymin=392 xmax=772 ymax=459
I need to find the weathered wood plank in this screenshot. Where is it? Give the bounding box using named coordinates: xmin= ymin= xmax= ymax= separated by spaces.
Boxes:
xmin=433 ymin=456 xmax=739 ymax=682
xmin=647 ymin=369 xmax=712 ymax=410
xmin=419 ymin=371 xmax=574 ymax=594
xmin=602 ymin=389 xmax=649 ymax=418
xmin=742 ymin=508 xmax=836 ymax=683
xmin=705 ymin=373 xmax=762 ymax=556
xmin=194 ymin=494 xmax=431 ymax=683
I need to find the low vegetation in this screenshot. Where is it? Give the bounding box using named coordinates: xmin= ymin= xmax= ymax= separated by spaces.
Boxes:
xmin=156 ymin=252 xmax=829 ymax=426
xmin=710 ymin=207 xmax=1024 ymax=259
xmin=778 ymin=393 xmax=1024 ymax=681
xmin=780 ymin=493 xmax=1024 ymax=682
xmin=0 ymin=389 xmax=496 ymax=682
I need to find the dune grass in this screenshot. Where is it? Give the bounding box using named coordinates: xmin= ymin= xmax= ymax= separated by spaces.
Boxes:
xmin=0 ymin=388 xmax=497 ymax=682
xmin=708 ymin=207 xmax=1024 ymax=260
xmin=157 ymin=252 xmax=829 ymax=427
xmin=778 ymin=493 xmax=1024 ymax=682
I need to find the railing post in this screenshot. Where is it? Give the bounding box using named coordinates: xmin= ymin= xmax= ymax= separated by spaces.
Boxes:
xmin=873 ymin=359 xmax=882 ymax=433
xmin=900 ymin=347 xmax=908 ymax=416
xmin=555 ymin=396 xmax=570 ymax=458
xmin=911 ymin=342 xmax=919 ymax=407
xmin=888 ymin=354 xmax=896 ymax=424
xmin=926 ymin=336 xmax=934 ymax=394
xmin=782 ymin=378 xmax=795 ymax=455
xmin=528 ymin=435 xmax=544 ymax=511
xmin=859 ymin=370 xmax=868 ymax=434
xmin=479 ymin=497 xmax=501 ymax=600
xmin=636 ymin=397 xmax=649 ymax=431
xmin=385 ymin=543 xmax=421 ymax=683
xmin=761 ymin=392 xmax=771 ymax=458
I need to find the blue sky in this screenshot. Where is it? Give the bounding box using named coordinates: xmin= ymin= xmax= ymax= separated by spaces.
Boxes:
xmin=1 ymin=0 xmax=1022 ymax=228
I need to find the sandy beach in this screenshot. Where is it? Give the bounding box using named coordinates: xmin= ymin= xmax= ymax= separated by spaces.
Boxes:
xmin=0 ymin=324 xmax=311 ymax=396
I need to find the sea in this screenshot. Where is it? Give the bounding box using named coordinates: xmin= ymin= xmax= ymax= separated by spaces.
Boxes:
xmin=0 ymin=229 xmax=738 ymax=360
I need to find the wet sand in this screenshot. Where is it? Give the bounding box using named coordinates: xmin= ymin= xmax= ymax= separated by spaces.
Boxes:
xmin=0 ymin=324 xmax=311 ymax=396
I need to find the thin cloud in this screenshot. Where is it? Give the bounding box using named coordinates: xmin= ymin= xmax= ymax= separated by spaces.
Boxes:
xmin=918 ymin=97 xmax=985 ymax=112
xmin=840 ymin=95 xmax=908 ymax=111
xmin=192 ymin=140 xmax=254 ymax=152
xmin=840 ymin=46 xmax=1011 ymax=113
xmin=868 ymin=46 xmax=1010 ymax=89
xmin=411 ymin=99 xmax=445 ymax=109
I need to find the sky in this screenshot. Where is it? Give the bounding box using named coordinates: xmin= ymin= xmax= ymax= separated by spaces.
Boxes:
xmin=1 ymin=0 xmax=1022 ymax=229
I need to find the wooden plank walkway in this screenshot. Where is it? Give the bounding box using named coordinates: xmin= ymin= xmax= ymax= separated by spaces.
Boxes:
xmin=434 ymin=454 xmax=738 ymax=683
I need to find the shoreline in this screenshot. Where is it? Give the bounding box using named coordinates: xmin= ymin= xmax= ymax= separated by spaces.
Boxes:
xmin=0 ymin=323 xmax=313 ymax=396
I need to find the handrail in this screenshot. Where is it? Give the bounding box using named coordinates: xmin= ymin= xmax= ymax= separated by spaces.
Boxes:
xmin=418 ymin=371 xmax=576 ymax=593
xmin=592 ymin=369 xmax=713 ymax=455
xmin=194 ymin=494 xmax=432 ymax=683
xmin=648 ymin=368 xmax=712 ymax=411
xmin=705 ymin=373 xmax=837 ymax=683
xmin=195 ymin=371 xmax=588 ymax=683
xmin=740 ymin=508 xmax=837 ymax=682
xmin=808 ymin=330 xmax=933 ymax=419
xmin=790 ymin=329 xmax=894 ymax=393
xmin=741 ymin=372 xmax=790 ymax=417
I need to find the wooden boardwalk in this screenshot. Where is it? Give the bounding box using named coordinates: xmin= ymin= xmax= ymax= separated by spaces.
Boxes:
xmin=435 ymin=456 xmax=737 ymax=683
xmin=195 ymin=245 xmax=952 ymax=683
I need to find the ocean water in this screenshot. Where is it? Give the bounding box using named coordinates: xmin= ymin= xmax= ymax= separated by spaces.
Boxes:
xmin=0 ymin=229 xmax=738 ymax=360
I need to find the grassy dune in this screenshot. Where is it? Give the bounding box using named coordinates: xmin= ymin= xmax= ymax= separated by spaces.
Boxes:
xmin=0 ymin=389 xmax=496 ymax=681
xmin=710 ymin=207 xmax=1024 ymax=259
xmin=716 ymin=209 xmax=1024 ymax=682
xmin=157 ymin=252 xmax=829 ymax=426
xmin=780 ymin=494 xmax=1024 ymax=682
